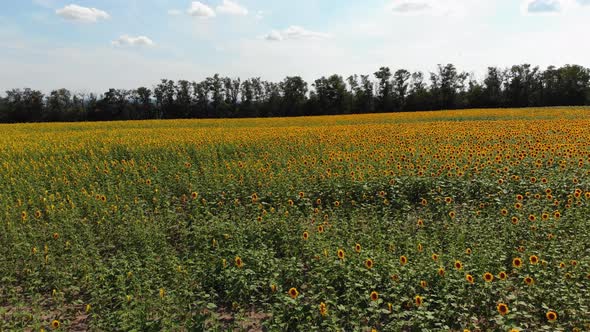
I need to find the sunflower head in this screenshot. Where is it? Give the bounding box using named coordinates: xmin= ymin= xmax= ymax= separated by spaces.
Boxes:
xmin=319 ymin=302 xmax=328 ymax=316
xmin=465 ymin=274 xmax=474 ymax=284
xmin=235 ymin=256 xmax=244 ymax=268
xmin=497 ymin=303 xmax=509 ymax=316
xmin=546 ymin=310 xmax=557 ymax=322
xmin=337 ymin=249 xmax=345 ymax=260
xmin=454 ymin=260 xmax=463 ymax=270
xmin=370 ymin=291 xmax=378 ymax=301
xmin=483 ymin=272 xmax=494 ymax=282
xmin=437 ymin=267 xmax=445 ymax=277
xmin=400 ymin=255 xmax=408 ymax=265
xmin=365 ymin=258 xmax=374 ymax=269
xmin=523 ymin=276 xmax=534 ymax=285
xmin=355 ymin=243 xmax=361 ymax=253
xmin=512 ymin=257 xmax=523 ymax=268
xmin=529 ymin=255 xmax=539 ymax=265
xmin=414 ymin=295 xmax=423 ymax=306
xmin=288 ymin=287 xmax=299 ymax=299
xmin=51 ymin=320 xmax=60 ymax=330
xmin=498 ymin=271 xmax=507 ymax=280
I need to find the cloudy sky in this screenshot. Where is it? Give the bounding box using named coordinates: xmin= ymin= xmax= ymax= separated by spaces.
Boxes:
xmin=1 ymin=0 xmax=590 ymax=93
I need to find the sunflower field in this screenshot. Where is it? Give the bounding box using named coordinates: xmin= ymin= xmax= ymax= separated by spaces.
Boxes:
xmin=1 ymin=108 xmax=590 ymax=331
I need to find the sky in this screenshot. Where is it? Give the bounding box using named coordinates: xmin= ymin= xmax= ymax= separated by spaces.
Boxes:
xmin=1 ymin=0 xmax=590 ymax=93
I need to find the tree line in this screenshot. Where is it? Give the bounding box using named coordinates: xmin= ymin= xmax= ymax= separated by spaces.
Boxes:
xmin=1 ymin=63 xmax=589 ymax=123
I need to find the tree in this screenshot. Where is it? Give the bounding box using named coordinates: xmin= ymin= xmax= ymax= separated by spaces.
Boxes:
xmin=483 ymin=67 xmax=503 ymax=107
xmin=374 ymin=67 xmax=393 ymax=112
xmin=4 ymin=88 xmax=44 ymax=122
xmin=132 ymin=87 xmax=153 ymax=119
xmin=393 ymin=69 xmax=411 ymax=111
xmin=46 ymin=88 xmax=72 ymax=121
xmin=280 ymin=76 xmax=308 ymax=117
xmin=313 ymin=75 xmax=349 ymax=115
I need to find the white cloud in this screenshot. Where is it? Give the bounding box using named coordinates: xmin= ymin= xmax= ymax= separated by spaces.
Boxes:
xmin=264 ymin=26 xmax=331 ymax=41
xmin=390 ymin=1 xmax=431 ymax=13
xmin=111 ymin=35 xmax=155 ymax=47
xmin=187 ymin=1 xmax=216 ymax=18
xmin=168 ymin=9 xmax=182 ymax=16
xmin=55 ymin=4 xmax=110 ymax=23
xmin=255 ymin=10 xmax=265 ymax=20
xmin=526 ymin=0 xmax=562 ymax=13
xmin=216 ymin=0 xmax=248 ymax=16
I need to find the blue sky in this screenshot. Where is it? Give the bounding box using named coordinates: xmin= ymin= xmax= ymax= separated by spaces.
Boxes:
xmin=1 ymin=0 xmax=590 ymax=93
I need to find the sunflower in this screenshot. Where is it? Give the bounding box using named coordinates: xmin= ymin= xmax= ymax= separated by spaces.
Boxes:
xmin=414 ymin=295 xmax=423 ymax=306
xmin=501 ymin=208 xmax=508 ymax=216
xmin=516 ymin=194 xmax=524 ymax=201
xmin=512 ymin=257 xmax=523 ymax=268
xmin=541 ymin=212 xmax=549 ymax=220
xmin=270 ymin=284 xmax=277 ymax=292
xmin=559 ymin=262 xmax=566 ymax=268
xmin=159 ymin=288 xmax=165 ymax=298
xmin=337 ymin=249 xmax=345 ymax=260
xmin=454 ymin=260 xmax=463 ymax=270
xmin=498 ymin=271 xmax=507 ymax=280
xmin=317 ymin=225 xmax=324 ymax=233
xmin=511 ymin=216 xmax=518 ymax=224
xmin=529 ymin=255 xmax=539 ymax=265
xmin=334 ymin=201 xmax=340 ymax=207
xmin=53 ymin=233 xmax=59 ymax=240
xmin=35 ymin=210 xmax=42 ymax=218
xmin=546 ymin=310 xmax=557 ymax=322
xmin=437 ymin=267 xmax=445 ymax=277
xmin=465 ymin=248 xmax=472 ymax=255
xmin=355 ymin=243 xmax=361 ymax=253
xmin=387 ymin=302 xmax=393 ymax=313
xmin=553 ymin=210 xmax=561 ymax=219
xmin=21 ymin=211 xmax=27 ymax=220
xmin=420 ymin=280 xmax=427 ymax=288
xmin=319 ymin=302 xmax=328 ymax=317
xmin=483 ymin=272 xmax=494 ymax=282
xmin=417 ymin=219 xmax=424 ymax=227
xmin=400 ymin=255 xmax=408 ymax=265
xmin=523 ymin=276 xmax=534 ymax=285
xmin=571 ymin=260 xmax=578 ymax=267
xmin=289 ymin=287 xmax=299 ymax=299
xmin=449 ymin=211 xmax=456 ymax=218
xmin=420 ymin=198 xmax=427 ymax=206
xmin=431 ymin=253 xmax=439 ymax=261
xmin=51 ymin=320 xmax=60 ymax=330
xmin=288 ymin=199 xmax=294 ymax=206
xmin=528 ymin=214 xmax=536 ymax=222
xmin=445 ymin=197 xmax=452 ymax=204
xmin=235 ymin=256 xmax=244 ymax=268
xmin=370 ymin=291 xmax=378 ymax=301
xmin=515 ymin=202 xmax=522 ymax=209
xmin=302 ymin=231 xmax=309 ymax=240
xmin=298 ymin=191 xmax=305 ymax=199
xmin=365 ymin=258 xmax=374 ymax=269
xmin=497 ymin=303 xmax=509 ymax=316
xmin=465 ymin=274 xmax=474 ymax=284
xmin=417 ymin=243 xmax=423 ymax=252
